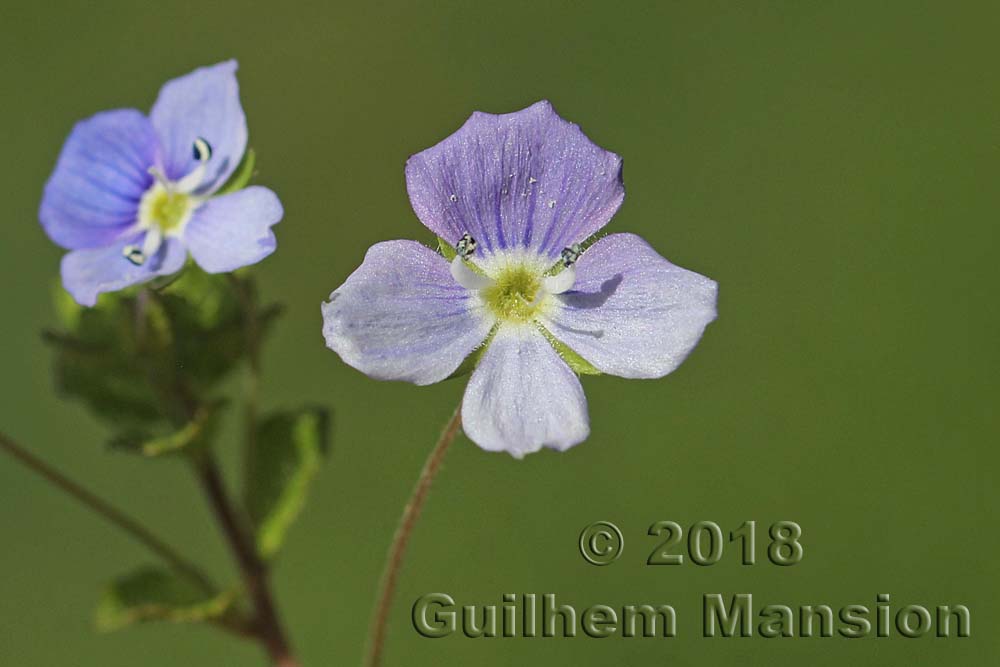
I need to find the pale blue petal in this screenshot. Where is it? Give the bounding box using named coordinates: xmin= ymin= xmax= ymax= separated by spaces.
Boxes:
xmin=538 ymin=233 xmax=718 ymax=379
xmin=406 ymin=101 xmax=624 ymax=260
xmin=183 ymin=187 xmax=282 ymax=273
xmin=60 ymin=235 xmax=187 ymax=307
xmin=39 ymin=109 xmax=157 ymax=249
xmin=150 ymin=60 xmax=247 ymax=192
xmin=461 ymin=325 xmax=589 ymax=457
xmin=322 ymin=241 xmax=493 ymax=385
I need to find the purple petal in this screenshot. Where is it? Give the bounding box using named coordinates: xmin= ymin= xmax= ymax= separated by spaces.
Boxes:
xmin=39 ymin=109 xmax=157 ymax=249
xmin=183 ymin=187 xmax=282 ymax=273
xmin=60 ymin=234 xmax=187 ymax=307
xmin=538 ymin=233 xmax=717 ymax=379
xmin=150 ymin=60 xmax=247 ymax=191
xmin=461 ymin=325 xmax=589 ymax=458
xmin=406 ymin=101 xmax=624 ymax=260
xmin=322 ymin=240 xmax=493 ymax=385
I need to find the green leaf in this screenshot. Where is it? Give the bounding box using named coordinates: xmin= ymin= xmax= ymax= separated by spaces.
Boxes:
xmin=43 ymin=294 xmax=171 ymax=428
xmin=215 ymin=148 xmax=256 ymax=196
xmin=158 ymin=269 xmax=283 ymax=393
xmin=46 ymin=267 xmax=283 ymax=432
xmin=537 ymin=325 xmax=602 ymax=375
xmin=109 ymin=401 xmax=226 ymax=457
xmin=246 ymin=407 xmax=330 ymax=559
xmin=95 ymin=567 xmax=235 ymax=632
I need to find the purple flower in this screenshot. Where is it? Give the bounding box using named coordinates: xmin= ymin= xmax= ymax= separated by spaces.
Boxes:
xmin=322 ymin=101 xmax=717 ymax=457
xmin=40 ymin=60 xmax=283 ymax=306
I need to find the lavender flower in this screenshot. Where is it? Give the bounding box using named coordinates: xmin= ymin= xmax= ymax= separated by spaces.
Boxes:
xmin=323 ymin=101 xmax=717 ymax=457
xmin=40 ymin=60 xmax=282 ymax=306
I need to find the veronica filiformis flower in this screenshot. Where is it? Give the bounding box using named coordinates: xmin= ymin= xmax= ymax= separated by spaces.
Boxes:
xmin=323 ymin=101 xmax=717 ymax=457
xmin=40 ymin=60 xmax=282 ymax=306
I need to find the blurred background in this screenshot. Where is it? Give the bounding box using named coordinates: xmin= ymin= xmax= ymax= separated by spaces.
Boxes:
xmin=1 ymin=2 xmax=996 ymax=665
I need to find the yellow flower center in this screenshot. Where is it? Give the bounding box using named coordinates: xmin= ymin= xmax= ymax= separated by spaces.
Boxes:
xmin=139 ymin=182 xmax=195 ymax=234
xmin=483 ymin=265 xmax=544 ymax=323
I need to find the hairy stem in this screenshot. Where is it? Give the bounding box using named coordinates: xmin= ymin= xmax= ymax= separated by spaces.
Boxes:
xmin=194 ymin=452 xmax=298 ymax=667
xmin=0 ymin=431 xmax=215 ymax=595
xmin=365 ymin=404 xmax=463 ymax=667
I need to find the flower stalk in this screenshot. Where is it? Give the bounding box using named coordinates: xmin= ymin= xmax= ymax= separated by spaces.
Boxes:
xmin=365 ymin=403 xmax=463 ymax=667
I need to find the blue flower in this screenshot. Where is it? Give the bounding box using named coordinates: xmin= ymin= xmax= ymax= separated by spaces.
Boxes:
xmin=322 ymin=102 xmax=718 ymax=457
xmin=40 ymin=60 xmax=283 ymax=306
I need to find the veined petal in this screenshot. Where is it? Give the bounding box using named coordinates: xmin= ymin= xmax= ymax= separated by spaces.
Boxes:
xmin=60 ymin=235 xmax=187 ymax=307
xmin=539 ymin=233 xmax=717 ymax=379
xmin=462 ymin=325 xmax=589 ymax=458
xmin=150 ymin=60 xmax=247 ymax=192
xmin=184 ymin=186 xmax=282 ymax=273
xmin=406 ymin=101 xmax=624 ymax=261
xmin=40 ymin=109 xmax=157 ymax=249
xmin=322 ymin=240 xmax=493 ymax=385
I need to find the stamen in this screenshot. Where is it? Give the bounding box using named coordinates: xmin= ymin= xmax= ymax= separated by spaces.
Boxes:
xmin=560 ymin=243 xmax=583 ymax=267
xmin=192 ymin=137 xmax=213 ymax=162
xmin=141 ymin=226 xmax=163 ymax=259
xmin=176 ymin=138 xmax=212 ymax=193
xmin=455 ymin=232 xmax=477 ymax=259
xmin=543 ymin=244 xmax=583 ymax=295
xmin=543 ymin=265 xmax=575 ymax=295
xmin=450 ymin=256 xmax=493 ymax=291
xmin=122 ymin=245 xmax=146 ymax=266
xmin=147 ymin=166 xmax=171 ymax=190
xmin=123 ymin=228 xmax=164 ymax=267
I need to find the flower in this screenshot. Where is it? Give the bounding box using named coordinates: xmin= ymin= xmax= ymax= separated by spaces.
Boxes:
xmin=322 ymin=101 xmax=717 ymax=457
xmin=40 ymin=60 xmax=283 ymax=306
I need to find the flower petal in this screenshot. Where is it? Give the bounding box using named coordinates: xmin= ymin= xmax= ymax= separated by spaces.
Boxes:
xmin=183 ymin=186 xmax=282 ymax=273
xmin=538 ymin=233 xmax=717 ymax=379
xmin=39 ymin=109 xmax=157 ymax=249
xmin=150 ymin=60 xmax=247 ymax=192
xmin=462 ymin=325 xmax=589 ymax=458
xmin=322 ymin=240 xmax=493 ymax=385
xmin=60 ymin=234 xmax=187 ymax=307
xmin=406 ymin=101 xmax=624 ymax=261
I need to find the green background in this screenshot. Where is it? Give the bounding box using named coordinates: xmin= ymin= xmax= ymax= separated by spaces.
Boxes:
xmin=1 ymin=1 xmax=996 ymax=665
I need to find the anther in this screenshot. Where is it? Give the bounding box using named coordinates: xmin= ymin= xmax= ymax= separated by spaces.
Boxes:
xmin=175 ymin=138 xmax=212 ymax=193
xmin=123 ymin=228 xmax=164 ymax=266
xmin=123 ymin=245 xmax=146 ymax=266
xmin=560 ymin=243 xmax=582 ymax=267
xmin=455 ymin=232 xmax=477 ymax=259
xmin=543 ymin=244 xmax=582 ymax=295
xmin=192 ymin=137 xmax=212 ymax=162
xmin=450 ymin=233 xmax=493 ymax=290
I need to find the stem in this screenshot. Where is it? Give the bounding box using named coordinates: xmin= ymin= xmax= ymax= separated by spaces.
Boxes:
xmin=223 ymin=274 xmax=297 ymax=665
xmin=0 ymin=431 xmax=215 ymax=595
xmin=194 ymin=453 xmax=298 ymax=667
xmin=365 ymin=404 xmax=463 ymax=667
